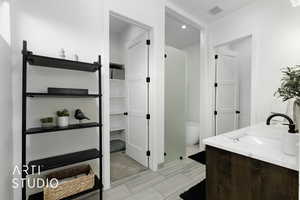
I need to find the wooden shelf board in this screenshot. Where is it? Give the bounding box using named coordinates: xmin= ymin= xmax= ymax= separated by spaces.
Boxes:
xmin=110 ymin=79 xmax=125 ymax=81
xmin=110 ymin=128 xmax=126 ymax=132
xmin=28 ymin=149 xmax=100 ymax=174
xmin=110 ymin=112 xmax=125 ymax=115
xmin=26 ymin=122 xmax=100 ymax=135
xmin=27 ymin=92 xmax=100 ymax=98
xmin=109 ymin=63 xmax=124 ymax=70
xmin=110 ymin=96 xmax=126 ymax=98
xmin=27 ymin=54 xmax=99 ymax=72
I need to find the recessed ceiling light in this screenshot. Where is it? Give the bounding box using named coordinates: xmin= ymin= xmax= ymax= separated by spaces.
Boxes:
xmin=181 ymin=25 xmax=187 ymax=29
xmin=290 ymin=0 xmax=300 ymax=7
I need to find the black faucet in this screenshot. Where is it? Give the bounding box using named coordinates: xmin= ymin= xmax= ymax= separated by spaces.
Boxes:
xmin=266 ymin=113 xmax=297 ymax=133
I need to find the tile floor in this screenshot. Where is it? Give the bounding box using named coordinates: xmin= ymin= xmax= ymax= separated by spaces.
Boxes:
xmin=186 ymin=144 xmax=201 ymax=157
xmin=82 ymin=158 xmax=206 ymax=200
xmin=110 ymin=151 xmax=147 ymax=182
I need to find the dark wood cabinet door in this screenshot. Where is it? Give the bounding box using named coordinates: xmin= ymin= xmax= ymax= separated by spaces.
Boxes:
xmin=206 ymin=146 xmax=299 ymax=200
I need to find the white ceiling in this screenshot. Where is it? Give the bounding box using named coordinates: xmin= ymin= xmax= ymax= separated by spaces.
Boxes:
xmin=169 ymin=0 xmax=254 ymax=22
xmin=165 ymin=13 xmax=200 ymax=49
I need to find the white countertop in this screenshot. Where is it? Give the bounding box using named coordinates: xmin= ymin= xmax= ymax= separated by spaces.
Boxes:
xmin=203 ymin=123 xmax=299 ymax=171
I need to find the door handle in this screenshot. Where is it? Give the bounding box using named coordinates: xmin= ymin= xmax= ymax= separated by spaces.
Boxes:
xmin=236 ymin=111 xmax=241 ymax=114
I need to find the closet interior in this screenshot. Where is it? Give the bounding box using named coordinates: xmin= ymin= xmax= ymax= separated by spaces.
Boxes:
xmin=109 ymin=15 xmax=149 ymax=182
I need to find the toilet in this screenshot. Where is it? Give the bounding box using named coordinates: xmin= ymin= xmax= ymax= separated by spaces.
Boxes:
xmin=186 ymin=121 xmax=200 ymax=145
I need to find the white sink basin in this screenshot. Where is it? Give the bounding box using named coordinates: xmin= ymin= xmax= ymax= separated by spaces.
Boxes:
xmin=235 ymin=135 xmax=278 ymax=147
xmin=203 ymin=123 xmax=299 ymax=171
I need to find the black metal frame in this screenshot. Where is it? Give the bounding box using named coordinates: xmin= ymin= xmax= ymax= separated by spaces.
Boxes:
xmin=214 ymin=54 xmax=218 ymax=136
xmin=146 ymin=38 xmax=151 ymax=166
xmin=22 ymin=40 xmax=102 ymax=200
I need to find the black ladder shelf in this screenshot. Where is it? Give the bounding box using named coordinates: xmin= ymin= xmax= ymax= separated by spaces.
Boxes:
xmin=22 ymin=41 xmax=103 ymax=200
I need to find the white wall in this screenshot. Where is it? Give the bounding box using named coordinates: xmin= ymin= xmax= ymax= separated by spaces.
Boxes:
xmin=184 ymin=44 xmax=200 ymax=123
xmin=229 ymin=37 xmax=252 ymax=128
xmin=206 ymin=0 xmax=300 ymax=139
xmin=0 ymin=1 xmax=12 ymax=199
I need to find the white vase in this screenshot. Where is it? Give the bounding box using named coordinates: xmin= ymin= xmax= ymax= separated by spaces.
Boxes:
xmin=57 ymin=116 xmax=69 ymax=127
xmin=282 ymin=132 xmax=299 ymax=156
xmin=293 ymin=101 xmax=300 ymax=131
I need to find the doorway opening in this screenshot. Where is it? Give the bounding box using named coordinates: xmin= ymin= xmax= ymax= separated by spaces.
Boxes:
xmin=214 ymin=36 xmax=252 ymax=135
xmin=109 ymin=14 xmax=150 ymax=182
xmin=164 ymin=12 xmax=202 ymax=163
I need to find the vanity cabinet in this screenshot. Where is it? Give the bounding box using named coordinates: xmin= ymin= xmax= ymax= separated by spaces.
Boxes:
xmin=206 ymin=145 xmax=299 ymax=200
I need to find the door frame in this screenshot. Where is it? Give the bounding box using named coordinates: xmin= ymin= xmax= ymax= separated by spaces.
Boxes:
xmin=164 ymin=3 xmax=208 ymax=160
xmin=212 ymin=34 xmax=256 ymax=136
xmin=214 ymin=49 xmax=240 ymax=135
xmin=105 ymin=11 xmax=154 ymax=189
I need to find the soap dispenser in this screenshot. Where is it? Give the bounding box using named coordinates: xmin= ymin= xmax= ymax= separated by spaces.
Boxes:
xmin=282 ymin=124 xmax=299 ymax=156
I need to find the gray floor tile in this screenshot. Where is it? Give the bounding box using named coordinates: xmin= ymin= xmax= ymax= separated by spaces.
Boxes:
xmin=103 ymin=185 xmax=131 ymax=200
xmin=126 ymin=173 xmax=166 ymax=193
xmin=97 ymin=158 xmax=206 ymax=200
xmin=125 ymin=188 xmax=164 ymax=200
xmin=153 ymin=174 xmax=191 ymax=197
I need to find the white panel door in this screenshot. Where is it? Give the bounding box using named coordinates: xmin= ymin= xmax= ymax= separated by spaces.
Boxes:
xmin=126 ymin=33 xmax=148 ymax=167
xmin=216 ymin=52 xmax=239 ymax=135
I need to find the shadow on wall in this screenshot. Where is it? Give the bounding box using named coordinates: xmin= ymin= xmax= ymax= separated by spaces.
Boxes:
xmin=0 ymin=1 xmax=13 ymax=199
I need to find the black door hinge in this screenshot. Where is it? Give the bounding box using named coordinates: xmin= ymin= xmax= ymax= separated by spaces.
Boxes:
xmin=214 ymin=83 xmax=218 ymax=87
xmin=164 ymin=152 xmax=167 ymax=156
xmin=164 ymin=54 xmax=167 ymax=58
xmin=146 ymin=40 xmax=151 ymax=45
xmin=146 ymin=150 xmax=151 ymax=157
xmin=146 ymin=114 xmax=150 ymax=119
xmin=236 ymin=111 xmax=241 ymax=114
xmin=146 ymin=77 xmax=150 ymax=83
xmin=214 ymin=111 xmax=218 ymax=115
xmin=215 ymin=54 xmax=219 ymax=59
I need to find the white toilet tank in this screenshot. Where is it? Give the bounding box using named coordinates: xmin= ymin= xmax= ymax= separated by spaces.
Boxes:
xmin=186 ymin=121 xmax=200 ymax=145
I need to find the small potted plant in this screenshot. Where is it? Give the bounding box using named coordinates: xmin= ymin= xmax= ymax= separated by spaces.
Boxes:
xmin=275 ymin=65 xmax=300 ymax=130
xmin=40 ymin=117 xmax=54 ymax=129
xmin=56 ymin=109 xmax=70 ymax=127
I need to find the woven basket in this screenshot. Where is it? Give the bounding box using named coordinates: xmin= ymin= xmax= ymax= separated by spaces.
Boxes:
xmin=44 ymin=165 xmax=95 ymax=200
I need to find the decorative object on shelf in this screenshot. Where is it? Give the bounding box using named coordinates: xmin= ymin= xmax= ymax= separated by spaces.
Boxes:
xmin=110 ymin=63 xmax=125 ymax=80
xmin=110 ymin=139 xmax=126 ymax=153
xmin=40 ymin=117 xmax=54 ymax=129
xmin=59 ymin=48 xmax=66 ymax=59
xmin=275 ymin=65 xmax=300 ymax=130
xmin=74 ymin=54 xmax=79 ymax=61
xmin=48 ymin=87 xmax=88 ymax=95
xmin=44 ymin=165 xmax=95 ymax=200
xmin=56 ymin=109 xmax=70 ymax=127
xmin=75 ymin=109 xmax=90 ymax=123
